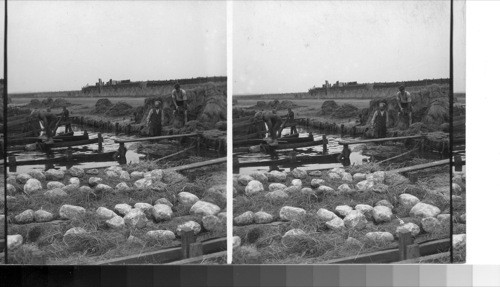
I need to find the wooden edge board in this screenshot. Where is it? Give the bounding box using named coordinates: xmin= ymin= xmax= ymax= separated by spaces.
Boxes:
xmin=396 ymin=251 xmax=451 ymax=264
xmin=318 ymin=238 xmax=449 ymax=264
xmin=165 ymin=251 xmax=227 ymax=265
xmin=96 ymin=237 xmax=226 ymax=265
xmin=338 ymin=135 xmax=425 ymax=146
xmin=115 ymin=133 xmax=199 ymax=144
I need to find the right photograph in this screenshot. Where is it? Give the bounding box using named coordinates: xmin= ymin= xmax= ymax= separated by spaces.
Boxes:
xmin=232 ymin=1 xmax=460 ymax=264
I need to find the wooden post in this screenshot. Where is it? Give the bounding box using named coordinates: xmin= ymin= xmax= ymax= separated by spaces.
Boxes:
xmin=8 ymin=155 xmax=16 ymax=172
xmin=97 ymin=133 xmax=103 ymax=153
xmin=83 ymin=130 xmax=88 ymax=137
xmin=181 ymin=230 xmax=196 ymax=259
xmin=118 ymin=142 xmax=127 ymax=165
xmin=406 ymin=244 xmax=420 ymax=260
xmin=454 ymin=155 xmax=463 ymax=172
xmin=398 ymin=231 xmax=413 ymax=261
xmin=188 ymin=243 xmax=203 ymax=258
xmin=340 ymin=124 xmax=345 ymax=137
xmin=115 ymin=123 xmax=119 ymax=135
xmin=322 ymin=135 xmax=328 ymax=155
xmin=127 ymin=124 xmax=131 ymax=136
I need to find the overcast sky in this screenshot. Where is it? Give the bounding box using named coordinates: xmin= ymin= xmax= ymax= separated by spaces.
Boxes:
xmin=234 ymin=1 xmax=463 ymax=95
xmin=8 ymin=1 xmax=226 ymax=93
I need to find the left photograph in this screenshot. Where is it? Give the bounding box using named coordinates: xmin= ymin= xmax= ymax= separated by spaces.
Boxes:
xmin=5 ymin=1 xmax=227 ymax=264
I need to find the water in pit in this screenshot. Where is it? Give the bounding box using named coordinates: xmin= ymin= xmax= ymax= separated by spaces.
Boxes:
xmin=236 ymin=127 xmax=371 ymax=175
xmin=7 ymin=125 xmax=145 ymax=174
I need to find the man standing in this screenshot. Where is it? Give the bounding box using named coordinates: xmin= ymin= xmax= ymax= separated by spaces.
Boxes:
xmin=60 ymin=106 xmax=72 ymax=134
xmin=396 ymin=85 xmax=412 ymax=126
xmin=172 ymin=83 xmax=188 ymax=126
xmin=146 ymin=101 xmax=163 ymax=136
xmin=371 ymin=102 xmax=389 ymax=138
xmin=29 ymin=109 xmax=59 ymax=144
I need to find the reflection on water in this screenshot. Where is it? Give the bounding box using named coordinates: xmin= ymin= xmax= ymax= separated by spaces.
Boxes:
xmin=237 ymin=127 xmax=370 ymax=174
xmin=8 ymin=125 xmax=145 ymax=174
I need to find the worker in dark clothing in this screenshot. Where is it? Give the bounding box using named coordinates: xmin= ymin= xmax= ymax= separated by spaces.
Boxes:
xmin=255 ymin=109 xmax=282 ymax=144
xmin=371 ymin=102 xmax=389 ymax=138
xmin=146 ymin=101 xmax=163 ymax=136
xmin=282 ymin=108 xmax=298 ymax=136
xmin=172 ymin=83 xmax=188 ymax=126
xmin=396 ymin=85 xmax=412 ymax=126
xmin=29 ymin=109 xmax=60 ymax=144
xmin=60 ymin=106 xmax=72 ymax=134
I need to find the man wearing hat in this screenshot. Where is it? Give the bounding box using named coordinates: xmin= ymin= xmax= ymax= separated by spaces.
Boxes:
xmin=396 ymin=85 xmax=412 ymax=126
xmin=172 ymin=83 xmax=188 ymax=126
xmin=146 ymin=100 xmax=163 ymax=136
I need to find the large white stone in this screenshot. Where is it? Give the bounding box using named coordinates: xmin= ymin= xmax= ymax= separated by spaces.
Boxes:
xmin=95 ymin=184 xmax=113 ymax=193
xmin=268 ymin=183 xmax=287 ymax=192
xmin=68 ymin=177 xmax=80 ymax=187
xmin=152 ymin=204 xmax=173 ymax=221
xmin=7 ymin=235 xmax=23 ymax=250
xmin=176 ymin=221 xmax=202 ymax=236
xmin=147 ymin=230 xmax=176 ymax=241
xmin=134 ymin=178 xmax=153 ymax=189
xmin=279 ymin=206 xmax=306 ymax=221
xmin=190 ymin=201 xmax=221 ymax=216
xmin=6 ymin=184 xmax=16 ymax=195
xmin=356 ymin=180 xmax=374 ymax=191
xmin=106 ymin=216 xmax=125 ymax=229
xmin=178 ymin=192 xmax=200 ymax=206
xmin=245 ymin=180 xmax=264 ymax=196
xmin=365 ymin=232 xmax=394 ymax=244
xmin=317 ymin=185 xmax=335 ymax=194
xmin=335 ymin=205 xmax=353 ymax=218
xmin=291 ymin=179 xmax=302 ymax=188
xmin=409 ymin=203 xmax=441 ymax=218
xmin=338 ymin=183 xmax=353 ymax=194
xmin=68 ymin=167 xmax=85 ymax=178
xmin=34 ymin=210 xmax=53 ymax=222
xmin=453 ymin=234 xmax=466 ymax=249
xmin=317 ymin=208 xmax=337 ymax=221
xmin=342 ymin=173 xmax=353 ymax=182
xmin=291 ymin=168 xmax=308 ymax=179
xmin=114 ymin=203 xmax=133 ymax=216
xmin=64 ymin=227 xmax=86 ymax=238
xmin=29 ymin=170 xmax=46 ymax=181
xmin=115 ymin=182 xmax=130 ymax=192
xmin=130 ymin=171 xmax=144 ymax=180
xmin=355 ymin=204 xmax=374 ymax=221
xmin=134 ymin=203 xmax=154 ymax=217
xmin=234 ymin=211 xmax=255 ymax=225
xmin=372 ymin=206 xmax=393 ymax=223
xmin=24 ymin=178 xmax=43 ymax=194
xmin=44 ymin=188 xmax=68 ymax=199
xmin=88 ymin=177 xmax=103 ymax=187
xmin=119 ymin=171 xmax=131 ymax=181
xmin=325 ymin=217 xmax=345 ymax=230
xmin=343 ymin=210 xmax=368 ymax=230
xmin=59 ymin=205 xmax=86 ymax=220
xmin=328 ymin=172 xmax=342 ymax=181
xmin=96 ymin=207 xmax=117 ymax=220
xmin=47 ymin=181 xmax=65 ymax=190
xmin=15 ymin=209 xmax=35 ymax=224
xmin=282 ymin=229 xmax=307 ymax=245
xmin=124 ymin=209 xmax=148 ymax=228
xmin=399 ymin=194 xmax=420 ymax=209
xmin=254 ymin=211 xmax=273 ymax=224
xmin=267 ymin=170 xmax=287 ymax=182
xmin=396 ymin=222 xmax=421 ymax=237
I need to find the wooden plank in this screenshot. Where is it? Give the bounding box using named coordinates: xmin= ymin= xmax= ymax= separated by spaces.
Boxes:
xmin=397 ymin=252 xmax=450 ymax=264
xmin=166 ymin=251 xmax=227 ymax=265
xmin=7 ymin=151 xmax=116 ymax=167
xmin=166 ymin=157 xmax=226 ymax=172
xmin=181 ymin=230 xmax=195 ymax=259
xmin=398 ymin=231 xmax=413 ymax=260
xmin=338 ymin=135 xmax=424 ymax=146
xmin=319 ymin=238 xmax=449 ymax=264
xmin=390 ymin=159 xmax=449 ymax=173
xmin=274 ymin=139 xmax=323 ymax=150
xmin=115 ymin=133 xmax=198 ymax=144
xmin=96 ymin=237 xmax=226 ymax=265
